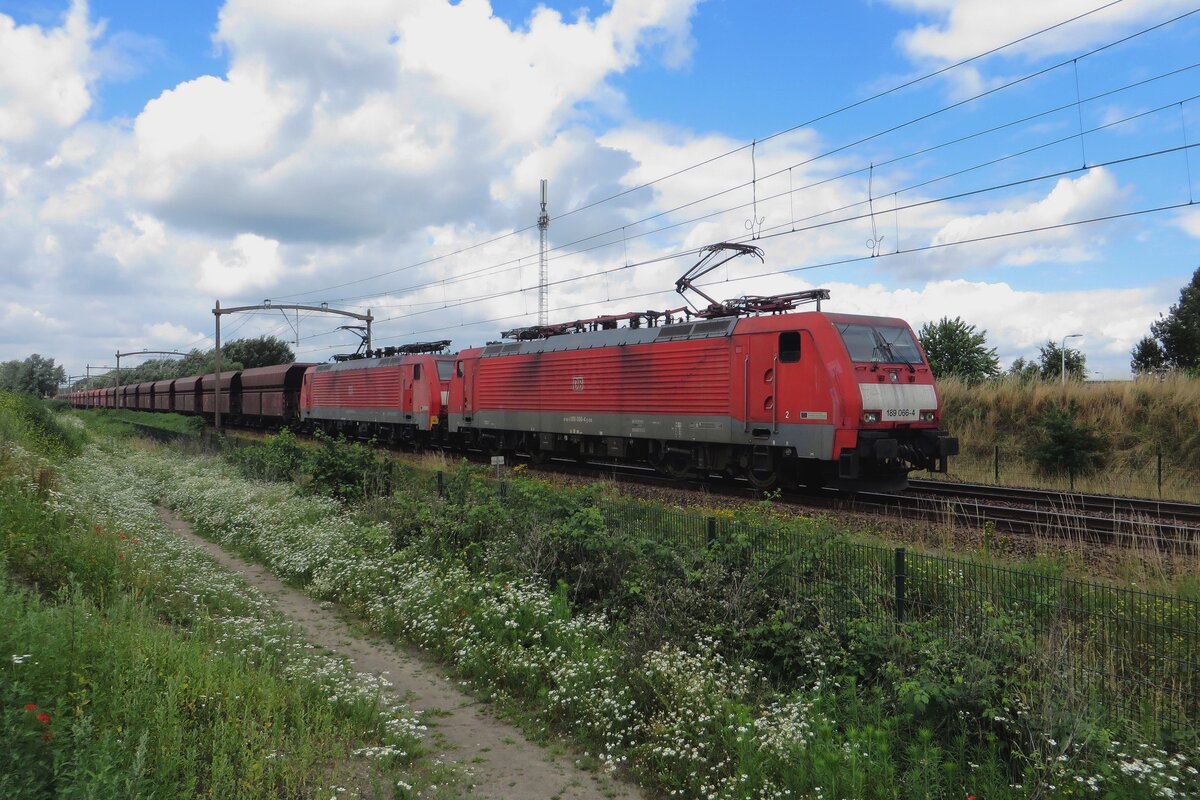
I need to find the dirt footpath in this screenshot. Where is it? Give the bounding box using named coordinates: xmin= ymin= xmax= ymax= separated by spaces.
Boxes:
xmin=156 ymin=508 xmax=645 ymax=800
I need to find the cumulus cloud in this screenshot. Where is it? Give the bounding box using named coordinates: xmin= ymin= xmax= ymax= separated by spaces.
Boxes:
xmin=914 ymin=167 xmax=1130 ymax=275
xmin=885 ymin=0 xmax=1196 ymax=66
xmin=1176 ymin=207 xmax=1200 ymax=238
xmin=95 ymin=212 xmax=168 ymax=268
xmin=144 ymin=321 xmax=209 ymax=350
xmin=104 ymin=0 xmax=703 ymax=246
xmin=198 ymin=233 xmax=286 ymax=294
xmin=0 ymin=0 xmax=98 ymax=158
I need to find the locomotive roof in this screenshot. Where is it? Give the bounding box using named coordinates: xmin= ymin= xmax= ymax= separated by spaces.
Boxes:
xmin=313 ymin=353 xmax=449 ymax=372
xmin=481 ymin=315 xmax=751 ymax=357
xmin=477 ymin=310 xmax=915 ymax=358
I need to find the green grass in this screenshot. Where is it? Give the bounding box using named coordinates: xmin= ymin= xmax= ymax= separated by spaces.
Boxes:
xmin=98 ymin=434 xmax=1197 ymax=800
xmin=0 ymin=394 xmax=472 ymax=800
xmin=938 ymin=374 xmax=1200 ymax=501
xmin=38 ymin=403 xmax=1200 ymax=798
xmin=84 ymin=407 xmax=206 ymax=438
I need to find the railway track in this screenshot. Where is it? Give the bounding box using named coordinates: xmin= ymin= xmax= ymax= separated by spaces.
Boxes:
xmin=517 ymin=456 xmax=1200 ymax=551
xmin=845 ymin=481 xmax=1200 ymax=550
xmin=130 ymin=421 xmax=1200 ymax=551
xmin=907 ymin=479 xmax=1200 ymax=525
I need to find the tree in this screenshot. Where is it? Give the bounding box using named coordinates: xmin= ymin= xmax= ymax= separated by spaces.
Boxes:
xmin=917 ymin=316 xmax=1000 ymax=383
xmin=1006 ymin=357 xmax=1041 ymax=382
xmin=1143 ymin=266 xmax=1200 ymax=371
xmin=1130 ymin=335 xmax=1167 ymax=375
xmin=1029 ymin=400 xmax=1107 ymax=477
xmin=0 ymin=354 xmax=67 ymax=396
xmin=221 ymin=336 xmax=295 ymax=369
xmin=1036 ymin=340 xmax=1087 ymax=382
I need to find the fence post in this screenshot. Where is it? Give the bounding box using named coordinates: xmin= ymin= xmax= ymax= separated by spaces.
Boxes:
xmin=894 ymin=547 xmax=907 ymax=625
xmin=436 ymin=471 xmax=444 ymax=498
xmin=1157 ymin=447 xmax=1163 ymax=498
xmin=500 ymin=482 xmax=508 ymax=501
xmin=706 ymin=516 xmax=717 ymax=548
xmin=1069 ymin=466 xmax=1075 ymax=492
xmin=994 ymin=445 xmax=999 ymax=483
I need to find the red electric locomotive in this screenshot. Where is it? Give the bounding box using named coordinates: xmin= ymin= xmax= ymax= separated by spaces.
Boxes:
xmin=299 ymin=341 xmax=455 ymax=445
xmin=449 ymin=308 xmax=954 ymax=490
xmin=448 ymin=244 xmax=956 ymax=490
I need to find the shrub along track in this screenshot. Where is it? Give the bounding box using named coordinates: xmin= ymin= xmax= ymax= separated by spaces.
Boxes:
xmin=523 ymin=457 xmax=1200 ymax=552
xmin=132 ymin=419 xmax=1200 ymax=552
xmin=154 ymin=506 xmax=643 ymax=800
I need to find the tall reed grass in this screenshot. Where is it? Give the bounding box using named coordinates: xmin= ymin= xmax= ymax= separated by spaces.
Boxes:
xmin=937 ymin=375 xmax=1200 ymax=499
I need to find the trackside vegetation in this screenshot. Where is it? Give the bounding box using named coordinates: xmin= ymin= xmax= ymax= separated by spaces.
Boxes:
xmin=937 ymin=374 xmax=1200 ymax=500
xmin=0 ymin=393 xmax=465 ymax=799
xmin=74 ymin=422 xmax=1198 ymax=800
xmin=10 ymin=395 xmax=1198 ymax=799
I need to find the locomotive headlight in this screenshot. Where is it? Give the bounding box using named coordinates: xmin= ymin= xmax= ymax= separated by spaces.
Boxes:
xmin=862 ymin=410 xmax=881 ymax=423
xmin=920 ymin=410 xmax=936 ymax=422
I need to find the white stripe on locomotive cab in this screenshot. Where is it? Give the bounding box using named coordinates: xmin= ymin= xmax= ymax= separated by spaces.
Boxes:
xmin=858 ymin=382 xmax=936 ymax=421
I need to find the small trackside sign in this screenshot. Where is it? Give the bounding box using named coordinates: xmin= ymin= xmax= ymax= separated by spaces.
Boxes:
xmin=490 ymin=456 xmax=505 ymax=466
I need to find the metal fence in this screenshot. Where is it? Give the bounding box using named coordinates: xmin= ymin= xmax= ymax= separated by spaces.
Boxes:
xmin=125 ymin=421 xmax=1198 ymax=734
xmin=432 ymin=472 xmax=1200 ymax=734
xmin=936 ymin=443 xmax=1200 ymax=502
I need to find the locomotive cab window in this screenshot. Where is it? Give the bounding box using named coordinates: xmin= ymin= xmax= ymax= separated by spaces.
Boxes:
xmin=456 ymin=361 xmax=463 ymax=378
xmin=836 ymin=323 xmax=923 ymax=365
xmin=413 ymin=364 xmax=421 ymax=380
xmin=779 ymin=331 xmax=801 ymax=363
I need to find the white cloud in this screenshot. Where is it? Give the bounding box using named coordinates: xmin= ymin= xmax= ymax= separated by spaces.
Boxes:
xmin=1176 ymin=208 xmax=1200 ymax=238
xmin=135 ymin=71 xmax=297 ymax=166
xmin=144 ymin=321 xmax=208 ymax=350
xmin=885 ymin=0 xmax=1196 ymax=65
xmin=391 ymin=0 xmax=697 ymax=145
xmin=95 ymin=213 xmax=168 ymax=267
xmin=198 ymin=233 xmax=286 ymax=294
xmin=919 ymin=167 xmax=1129 ymax=273
xmin=90 ymin=0 xmax=701 ymax=247
xmin=0 ymin=0 xmax=97 ymax=150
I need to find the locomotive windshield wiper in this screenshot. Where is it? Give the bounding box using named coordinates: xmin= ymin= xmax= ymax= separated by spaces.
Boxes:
xmin=871 ymin=328 xmax=895 ymax=366
xmin=871 ymin=328 xmax=916 ymax=373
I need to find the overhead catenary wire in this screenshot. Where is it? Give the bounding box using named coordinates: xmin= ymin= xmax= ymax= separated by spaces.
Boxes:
xmin=290 ymin=137 xmax=1197 ymax=353
xmin=222 ymin=5 xmax=1200 ymax=361
xmin=322 ymin=50 xmax=1200 ymax=310
xmin=284 ymin=112 xmax=1200 ymax=354
xmin=292 ymin=199 xmax=1194 ymax=355
xmin=269 ymin=0 xmax=1141 ymax=305
xmin=352 ymin=93 xmax=1200 ymax=313
xmin=368 ymin=141 xmax=1200 ymax=327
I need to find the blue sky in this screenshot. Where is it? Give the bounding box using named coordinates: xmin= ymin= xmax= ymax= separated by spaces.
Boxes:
xmin=1 ymin=0 xmax=1198 ymax=380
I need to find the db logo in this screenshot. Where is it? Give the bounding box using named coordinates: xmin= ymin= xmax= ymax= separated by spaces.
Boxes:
xmin=572 ymin=376 xmax=585 ymax=392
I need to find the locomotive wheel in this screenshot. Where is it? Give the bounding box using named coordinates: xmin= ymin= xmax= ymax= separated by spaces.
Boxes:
xmin=745 ymin=447 xmax=780 ymax=491
xmin=746 ymin=465 xmax=780 ymax=491
xmin=659 ymin=448 xmax=695 ymax=480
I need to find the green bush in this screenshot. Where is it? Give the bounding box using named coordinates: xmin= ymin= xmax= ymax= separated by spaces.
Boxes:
xmin=0 ymin=392 xmax=84 ymax=460
xmin=306 ymin=431 xmax=395 ymax=501
xmin=1029 ymin=400 xmax=1107 ymax=476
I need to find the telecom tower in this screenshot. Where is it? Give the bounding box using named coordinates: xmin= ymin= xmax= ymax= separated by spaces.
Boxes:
xmin=538 ymin=179 xmax=549 ymax=326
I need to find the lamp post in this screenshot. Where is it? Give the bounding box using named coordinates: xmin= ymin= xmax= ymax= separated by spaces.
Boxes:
xmin=1061 ymin=333 xmax=1082 ymax=386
